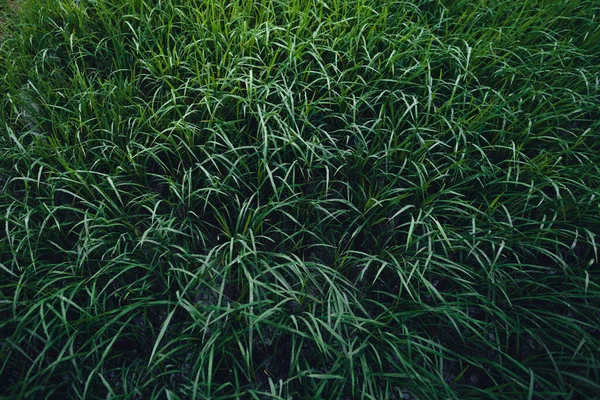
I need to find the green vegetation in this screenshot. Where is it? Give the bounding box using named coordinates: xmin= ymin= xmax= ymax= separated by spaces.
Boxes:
xmin=0 ymin=0 xmax=22 ymax=39
xmin=1 ymin=0 xmax=599 ymax=398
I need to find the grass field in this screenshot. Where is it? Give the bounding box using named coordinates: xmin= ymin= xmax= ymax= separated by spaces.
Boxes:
xmin=1 ymin=0 xmax=599 ymax=398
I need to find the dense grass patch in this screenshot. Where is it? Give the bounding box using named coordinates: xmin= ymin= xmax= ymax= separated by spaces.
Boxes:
xmin=1 ymin=0 xmax=599 ymax=398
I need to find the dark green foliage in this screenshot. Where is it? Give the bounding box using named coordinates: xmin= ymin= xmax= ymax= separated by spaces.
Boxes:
xmin=1 ymin=0 xmax=599 ymax=398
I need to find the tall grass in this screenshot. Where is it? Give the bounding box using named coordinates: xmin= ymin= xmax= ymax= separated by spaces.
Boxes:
xmin=1 ymin=0 xmax=599 ymax=398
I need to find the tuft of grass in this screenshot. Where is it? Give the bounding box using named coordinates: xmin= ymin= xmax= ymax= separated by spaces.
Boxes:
xmin=1 ymin=0 xmax=599 ymax=398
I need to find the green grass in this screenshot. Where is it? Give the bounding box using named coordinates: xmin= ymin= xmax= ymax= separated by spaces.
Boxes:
xmin=1 ymin=0 xmax=599 ymax=398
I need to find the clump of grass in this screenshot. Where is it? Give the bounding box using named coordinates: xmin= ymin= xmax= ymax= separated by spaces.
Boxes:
xmin=1 ymin=0 xmax=599 ymax=398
